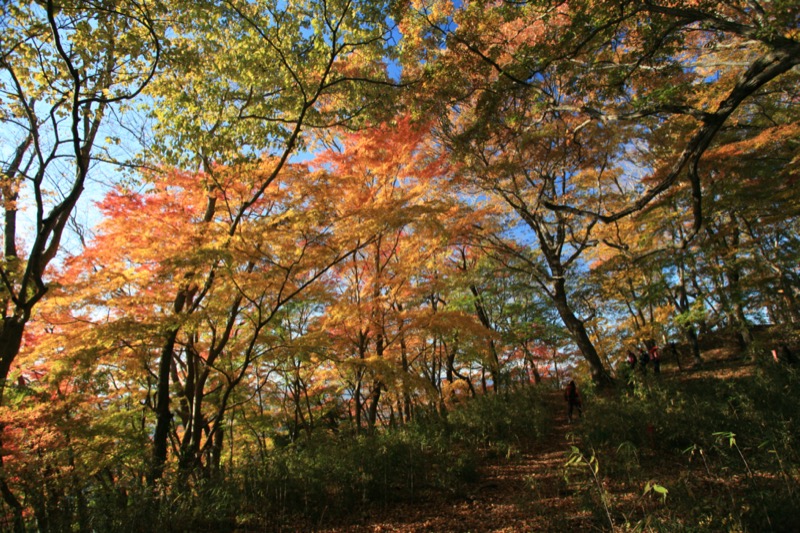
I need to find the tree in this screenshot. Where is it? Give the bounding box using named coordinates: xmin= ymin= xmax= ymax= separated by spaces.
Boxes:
xmin=21 ymin=158 xmax=373 ymax=490
xmin=0 ymin=1 xmax=162 ymax=526
xmin=314 ymin=118 xmax=480 ymax=430
xmin=396 ymin=0 xmax=799 ymax=381
xmin=406 ymin=0 xmax=799 ymax=225
xmin=129 ymin=0 xmax=404 ymax=481
xmin=0 ymin=0 xmax=162 ymax=399
xmin=440 ymin=90 xmax=618 ymax=384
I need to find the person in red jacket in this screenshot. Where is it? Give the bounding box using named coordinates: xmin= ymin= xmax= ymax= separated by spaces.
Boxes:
xmin=649 ymin=345 xmax=661 ymax=374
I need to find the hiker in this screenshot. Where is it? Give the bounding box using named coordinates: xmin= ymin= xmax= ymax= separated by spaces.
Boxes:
xmin=669 ymin=341 xmax=683 ymax=371
xmin=773 ymin=344 xmax=798 ymax=366
xmin=626 ymin=350 xmax=638 ymax=370
xmin=639 ymin=347 xmax=650 ymax=373
xmin=564 ymin=380 xmax=583 ymax=422
xmin=650 ymin=345 xmax=661 ymax=374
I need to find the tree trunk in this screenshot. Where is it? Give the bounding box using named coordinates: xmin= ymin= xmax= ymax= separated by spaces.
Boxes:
xmin=401 ymin=343 xmax=412 ymax=423
xmin=0 ymin=319 xmax=26 ymax=531
xmin=354 ymin=375 xmax=363 ymax=434
xmin=150 ymin=327 xmax=179 ymax=484
xmin=523 ymin=342 xmax=542 ymax=384
xmin=732 ymin=300 xmax=752 ymax=349
xmin=210 ymin=419 xmax=225 ymax=473
xmin=179 ymin=368 xmax=210 ymax=473
xmin=552 ymin=279 xmax=613 ymax=386
xmin=685 ymin=325 xmax=702 ymax=365
xmin=366 ymin=380 xmax=382 ymax=432
xmin=552 ymin=348 xmax=561 ymax=387
xmin=724 ymin=221 xmax=752 ymax=348
xmin=470 ymin=285 xmax=502 ymax=392
xmin=778 ymin=275 xmax=800 ymax=324
xmin=0 ymin=478 xmax=23 ymax=531
xmin=0 ymin=318 xmax=26 ymax=405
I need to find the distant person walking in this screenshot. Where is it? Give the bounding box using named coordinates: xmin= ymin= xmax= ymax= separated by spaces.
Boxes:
xmin=669 ymin=342 xmax=683 ymax=371
xmin=564 ymin=380 xmax=583 ymax=422
xmin=650 ymin=345 xmax=661 ymax=374
xmin=639 ymin=347 xmax=650 ymax=374
xmin=772 ymin=344 xmax=798 ymax=366
xmin=626 ymin=350 xmax=638 ymax=370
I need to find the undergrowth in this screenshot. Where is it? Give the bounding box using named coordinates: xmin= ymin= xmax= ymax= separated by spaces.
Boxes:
xmin=22 ymin=360 xmax=798 ymax=532
xmin=87 ymin=386 xmax=550 ymax=532
xmin=569 ymin=360 xmax=800 ymax=532
xmin=236 ymin=387 xmax=550 ymax=529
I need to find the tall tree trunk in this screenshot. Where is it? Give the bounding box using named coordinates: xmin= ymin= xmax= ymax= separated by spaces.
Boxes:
xmin=354 ymin=374 xmax=363 ymax=435
xmin=469 ymin=285 xmax=502 ymax=392
xmin=0 ymin=318 xmax=26 ymax=406
xmin=400 ymin=342 xmax=412 ymax=423
xmin=367 ymin=332 xmax=385 ymax=432
xmin=366 ymin=381 xmax=383 ymax=433
xmin=0 ymin=468 xmax=24 ymax=532
xmin=552 ymin=348 xmax=561 ymax=386
xmin=523 ymin=342 xmax=541 ymax=384
xmin=210 ymin=419 xmax=225 ymax=474
xmin=552 ymin=279 xmax=613 ymax=386
xmin=725 ymin=221 xmax=752 ymax=347
xmin=732 ymin=300 xmax=752 ymax=348
xmin=150 ymin=327 xmax=179 ymax=484
xmin=153 ymin=197 xmax=218 ymax=481
xmin=179 ymin=368 xmax=210 ymax=473
xmin=0 ymin=319 xmax=26 ymax=531
xmin=778 ymin=275 xmax=800 ymax=324
xmin=675 ymin=274 xmax=703 ymax=366
xmin=685 ymin=325 xmax=702 ymax=365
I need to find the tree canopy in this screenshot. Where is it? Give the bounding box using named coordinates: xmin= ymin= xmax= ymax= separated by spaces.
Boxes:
xmin=1 ymin=0 xmax=798 ymax=529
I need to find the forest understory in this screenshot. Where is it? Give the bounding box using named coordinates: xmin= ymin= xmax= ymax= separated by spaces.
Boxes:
xmin=257 ymin=336 xmax=800 ymax=533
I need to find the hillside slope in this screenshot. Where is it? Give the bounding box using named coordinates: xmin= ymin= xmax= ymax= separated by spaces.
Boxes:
xmin=313 ymin=348 xmax=799 ymax=532
xmin=320 ymin=391 xmax=591 ymax=532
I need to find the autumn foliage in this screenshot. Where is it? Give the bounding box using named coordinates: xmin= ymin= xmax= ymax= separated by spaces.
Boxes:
xmin=1 ymin=0 xmax=799 ymax=530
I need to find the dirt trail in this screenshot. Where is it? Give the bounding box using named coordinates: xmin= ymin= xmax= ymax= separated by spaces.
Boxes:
xmin=320 ymin=392 xmax=594 ymax=532
xmin=314 ymin=351 xmax=757 ymax=532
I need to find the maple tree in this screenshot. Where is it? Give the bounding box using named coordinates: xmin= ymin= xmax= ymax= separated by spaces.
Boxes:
xmin=135 ymin=0 xmax=404 ymax=481
xmin=11 ymin=159 xmax=369 ymax=505
xmin=433 ymin=84 xmax=620 ymax=384
xmin=396 ymin=0 xmax=799 ymax=382
xmin=313 ymin=119 xmax=488 ymax=431
xmin=10 ymin=118 xmax=478 ymax=494
xmin=585 ymin=87 xmax=800 ymax=366
xmin=407 ymin=0 xmax=799 ymax=221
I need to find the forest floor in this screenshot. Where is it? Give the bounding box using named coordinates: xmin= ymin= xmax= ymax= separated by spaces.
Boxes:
xmin=317 ymin=390 xmax=595 ymax=532
xmin=315 ymin=344 xmax=759 ymax=533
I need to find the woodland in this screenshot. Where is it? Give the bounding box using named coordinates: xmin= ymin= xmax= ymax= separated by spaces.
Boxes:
xmin=1 ymin=0 xmax=799 ymax=531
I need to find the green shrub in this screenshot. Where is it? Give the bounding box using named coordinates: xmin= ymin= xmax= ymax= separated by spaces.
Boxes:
xmin=571 ymin=364 xmax=800 ymax=531
xmin=18 ymin=386 xmax=550 ymax=531
xmin=221 ymin=386 xmax=549 ymax=528
xmin=446 ymin=387 xmax=549 ymax=456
